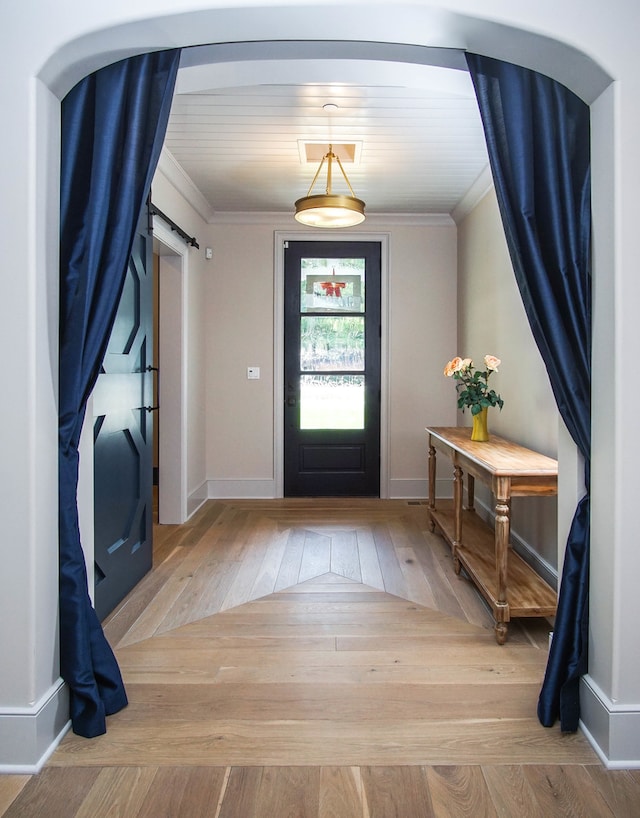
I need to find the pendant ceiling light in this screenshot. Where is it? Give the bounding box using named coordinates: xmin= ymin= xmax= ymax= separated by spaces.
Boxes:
xmin=294 ymin=144 xmax=365 ymax=228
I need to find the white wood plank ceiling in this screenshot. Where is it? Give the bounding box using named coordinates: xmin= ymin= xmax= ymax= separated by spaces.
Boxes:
xmin=163 ymin=54 xmax=490 ymax=219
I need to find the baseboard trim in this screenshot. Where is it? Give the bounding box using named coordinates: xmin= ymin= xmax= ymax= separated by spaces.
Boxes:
xmin=388 ymin=478 xmax=429 ymax=499
xmin=207 ymin=478 xmax=277 ymax=499
xmin=0 ymin=679 xmax=70 ymax=772
xmin=187 ymin=480 xmax=209 ymax=519
xmin=433 ymin=478 xmax=453 ymax=500
xmin=580 ymin=675 xmax=640 ymax=768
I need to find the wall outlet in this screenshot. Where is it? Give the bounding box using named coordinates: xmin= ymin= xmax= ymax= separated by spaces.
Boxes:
xmin=247 ymin=367 xmax=260 ymax=380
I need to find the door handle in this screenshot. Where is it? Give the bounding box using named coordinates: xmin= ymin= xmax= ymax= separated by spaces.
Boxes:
xmin=286 ymin=396 xmax=296 ymax=407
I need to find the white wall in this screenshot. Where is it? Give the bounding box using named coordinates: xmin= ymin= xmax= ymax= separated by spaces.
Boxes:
xmin=587 ymin=75 xmax=640 ymax=761
xmin=2 ymin=0 xmax=639 ymax=769
xmin=387 ymin=224 xmax=458 ymax=491
xmin=206 ymin=224 xmax=278 ymax=491
xmin=456 ymin=189 xmax=559 ymax=580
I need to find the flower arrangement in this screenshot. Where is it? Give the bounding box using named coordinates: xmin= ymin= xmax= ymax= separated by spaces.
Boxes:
xmin=444 ymin=355 xmax=504 ymax=415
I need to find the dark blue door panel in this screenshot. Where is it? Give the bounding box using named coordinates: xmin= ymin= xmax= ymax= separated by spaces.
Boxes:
xmin=93 ymin=214 xmax=153 ymax=621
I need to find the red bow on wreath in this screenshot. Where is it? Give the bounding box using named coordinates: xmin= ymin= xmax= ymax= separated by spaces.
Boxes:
xmin=320 ymin=281 xmax=346 ymax=297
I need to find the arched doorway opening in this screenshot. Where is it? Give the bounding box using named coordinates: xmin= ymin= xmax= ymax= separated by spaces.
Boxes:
xmin=7 ymin=1 xmax=623 ymax=771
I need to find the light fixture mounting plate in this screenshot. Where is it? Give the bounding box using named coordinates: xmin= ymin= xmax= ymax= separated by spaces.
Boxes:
xmin=297 ymin=141 xmax=362 ymax=165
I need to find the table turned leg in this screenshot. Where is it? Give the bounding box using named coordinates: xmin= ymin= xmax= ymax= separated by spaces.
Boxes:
xmin=495 ymin=499 xmax=510 ymax=606
xmin=494 ymin=620 xmax=508 ymax=645
xmin=452 ymin=464 xmax=463 ymax=574
xmin=428 ymin=442 xmax=436 ymax=532
xmin=494 ymin=476 xmax=511 ymax=644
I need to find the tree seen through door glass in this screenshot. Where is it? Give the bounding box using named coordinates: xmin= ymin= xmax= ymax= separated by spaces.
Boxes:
xmin=300 ymin=316 xmax=364 ymax=371
xmin=299 ymin=258 xmax=366 ymax=430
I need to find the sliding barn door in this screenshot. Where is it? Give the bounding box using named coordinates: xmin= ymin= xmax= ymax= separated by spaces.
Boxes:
xmin=92 ymin=209 xmax=154 ymax=621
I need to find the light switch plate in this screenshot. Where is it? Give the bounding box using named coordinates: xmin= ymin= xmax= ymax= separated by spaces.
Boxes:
xmin=247 ymin=366 xmax=260 ymax=380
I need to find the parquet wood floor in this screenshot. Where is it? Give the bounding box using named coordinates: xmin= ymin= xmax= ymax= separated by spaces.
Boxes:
xmin=2 ymin=498 xmax=638 ymax=817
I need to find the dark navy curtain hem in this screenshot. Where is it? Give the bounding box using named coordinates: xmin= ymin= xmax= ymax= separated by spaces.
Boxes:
xmin=538 ymin=495 xmax=590 ymax=731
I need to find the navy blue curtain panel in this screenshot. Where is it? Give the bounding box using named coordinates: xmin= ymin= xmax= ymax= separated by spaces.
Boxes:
xmin=59 ymin=49 xmax=180 ymax=737
xmin=465 ymin=53 xmax=591 ymax=732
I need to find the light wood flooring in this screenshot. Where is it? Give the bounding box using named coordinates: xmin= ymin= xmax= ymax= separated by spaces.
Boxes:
xmin=3 ymin=498 xmax=640 ymax=817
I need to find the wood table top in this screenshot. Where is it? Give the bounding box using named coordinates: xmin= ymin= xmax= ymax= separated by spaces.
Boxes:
xmin=426 ymin=426 xmax=558 ymax=478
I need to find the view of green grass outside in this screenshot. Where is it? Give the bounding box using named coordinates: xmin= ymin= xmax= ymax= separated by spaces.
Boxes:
xmin=300 ymin=376 xmax=364 ymax=429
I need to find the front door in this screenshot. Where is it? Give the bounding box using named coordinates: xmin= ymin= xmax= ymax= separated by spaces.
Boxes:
xmin=284 ymin=240 xmax=381 ymax=496
xmin=92 ymin=209 xmax=154 ymax=621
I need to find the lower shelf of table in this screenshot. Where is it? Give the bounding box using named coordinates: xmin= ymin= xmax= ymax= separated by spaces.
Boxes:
xmin=429 ymin=501 xmax=557 ymax=621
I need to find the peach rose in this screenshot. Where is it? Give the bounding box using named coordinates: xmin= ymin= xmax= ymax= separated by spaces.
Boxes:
xmin=484 ymin=355 xmax=501 ymax=371
xmin=444 ymin=356 xmax=463 ymax=377
xmin=460 ymin=358 xmax=473 ymax=370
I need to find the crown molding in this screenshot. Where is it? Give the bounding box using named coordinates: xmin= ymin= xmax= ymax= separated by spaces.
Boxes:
xmin=450 ymin=164 xmax=494 ymax=224
xmin=155 ymin=148 xmax=215 ymax=223
xmin=206 ymin=211 xmax=455 ymax=227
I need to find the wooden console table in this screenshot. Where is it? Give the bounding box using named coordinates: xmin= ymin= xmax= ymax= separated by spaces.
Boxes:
xmin=426 ymin=426 xmax=558 ymax=644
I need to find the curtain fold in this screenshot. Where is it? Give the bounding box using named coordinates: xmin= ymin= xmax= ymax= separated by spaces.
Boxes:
xmin=465 ymin=53 xmax=591 ymax=732
xmin=59 ymin=49 xmax=180 ymax=737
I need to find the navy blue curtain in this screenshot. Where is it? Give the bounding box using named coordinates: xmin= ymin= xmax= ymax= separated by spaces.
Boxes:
xmin=59 ymin=49 xmax=180 ymax=737
xmin=465 ymin=54 xmax=591 ymax=732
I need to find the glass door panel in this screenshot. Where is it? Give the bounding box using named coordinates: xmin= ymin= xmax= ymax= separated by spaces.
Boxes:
xmin=300 ymin=374 xmax=365 ymax=429
xmin=301 ymin=257 xmax=365 ymax=314
xmin=300 ymin=316 xmax=365 ymax=372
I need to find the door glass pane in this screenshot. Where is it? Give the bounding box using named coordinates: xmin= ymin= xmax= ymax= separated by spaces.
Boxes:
xmin=300 ymin=257 xmax=365 ymax=313
xmin=300 ymin=375 xmax=365 ymax=429
xmin=300 ymin=316 xmax=364 ymax=372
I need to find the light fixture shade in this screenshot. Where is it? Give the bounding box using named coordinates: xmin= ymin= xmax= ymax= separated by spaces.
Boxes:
xmin=294 ymin=145 xmax=365 ymax=228
xmin=294 ymin=194 xmax=366 ymax=228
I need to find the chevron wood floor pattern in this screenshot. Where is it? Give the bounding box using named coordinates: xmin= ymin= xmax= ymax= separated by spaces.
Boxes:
xmin=3 ymin=498 xmax=640 ymax=817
